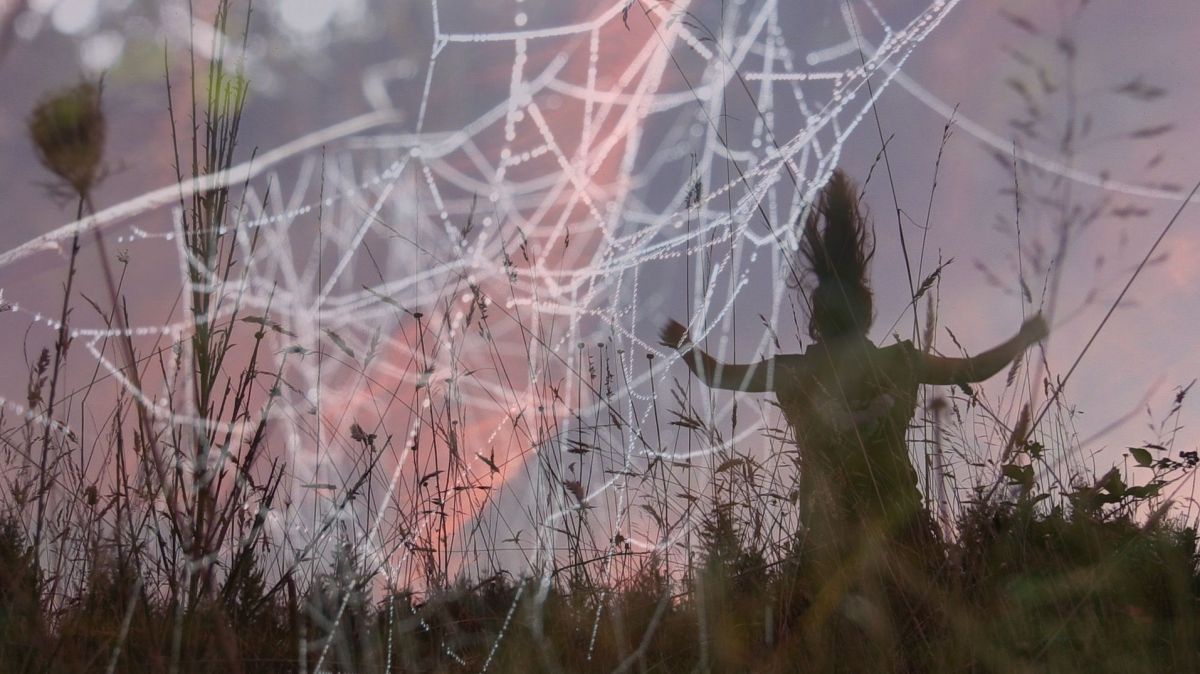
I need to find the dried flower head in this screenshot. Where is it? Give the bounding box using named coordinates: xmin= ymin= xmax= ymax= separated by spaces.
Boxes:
xmin=27 ymin=81 xmax=106 ymax=197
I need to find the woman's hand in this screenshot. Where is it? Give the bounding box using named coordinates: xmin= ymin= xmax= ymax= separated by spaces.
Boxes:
xmin=659 ymin=319 xmax=690 ymax=351
xmin=1019 ymin=313 xmax=1049 ymax=345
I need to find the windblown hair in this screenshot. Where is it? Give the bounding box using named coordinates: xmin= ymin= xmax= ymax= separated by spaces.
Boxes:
xmin=798 ymin=169 xmax=875 ymax=340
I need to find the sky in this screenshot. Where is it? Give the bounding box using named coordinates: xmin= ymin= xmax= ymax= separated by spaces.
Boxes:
xmin=1 ymin=0 xmax=1198 ymax=577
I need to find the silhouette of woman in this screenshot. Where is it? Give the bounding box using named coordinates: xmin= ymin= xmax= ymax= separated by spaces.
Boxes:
xmin=660 ymin=169 xmax=1048 ymax=557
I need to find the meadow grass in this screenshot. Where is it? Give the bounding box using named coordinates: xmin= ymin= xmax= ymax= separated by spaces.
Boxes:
xmin=2 ymin=2 xmax=1198 ymax=672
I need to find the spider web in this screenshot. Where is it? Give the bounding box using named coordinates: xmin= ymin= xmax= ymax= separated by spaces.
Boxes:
xmin=5 ymin=0 xmax=983 ymax=666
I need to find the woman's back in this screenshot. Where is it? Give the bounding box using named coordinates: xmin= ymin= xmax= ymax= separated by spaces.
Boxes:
xmin=775 ymin=338 xmax=925 ymax=537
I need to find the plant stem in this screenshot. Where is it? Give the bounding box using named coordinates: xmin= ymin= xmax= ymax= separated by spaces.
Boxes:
xmin=33 ymin=194 xmax=85 ymax=556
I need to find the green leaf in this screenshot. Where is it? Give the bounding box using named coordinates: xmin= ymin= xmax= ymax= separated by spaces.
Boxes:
xmin=1125 ymin=482 xmax=1162 ymax=499
xmin=1099 ymin=468 xmax=1127 ymax=498
xmin=1001 ymin=463 xmax=1035 ymax=487
xmin=1129 ymin=446 xmax=1154 ymax=467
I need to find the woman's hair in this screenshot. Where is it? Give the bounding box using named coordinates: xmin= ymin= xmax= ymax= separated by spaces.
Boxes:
xmin=798 ymin=169 xmax=875 ymax=340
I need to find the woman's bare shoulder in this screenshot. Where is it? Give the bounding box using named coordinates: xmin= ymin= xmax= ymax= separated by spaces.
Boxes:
xmin=772 ymin=352 xmax=808 ymax=364
xmin=878 ymin=339 xmax=920 ymax=368
xmin=879 ymin=339 xmax=916 ymax=354
xmin=770 ymin=352 xmax=811 ymax=375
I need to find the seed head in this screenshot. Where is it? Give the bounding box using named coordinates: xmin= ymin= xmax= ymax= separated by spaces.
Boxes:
xmin=28 ymin=81 xmax=106 ymax=197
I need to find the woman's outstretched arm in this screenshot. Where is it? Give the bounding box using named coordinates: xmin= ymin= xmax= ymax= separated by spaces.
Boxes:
xmin=659 ymin=319 xmax=774 ymax=393
xmin=917 ymin=314 xmax=1048 ymax=385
